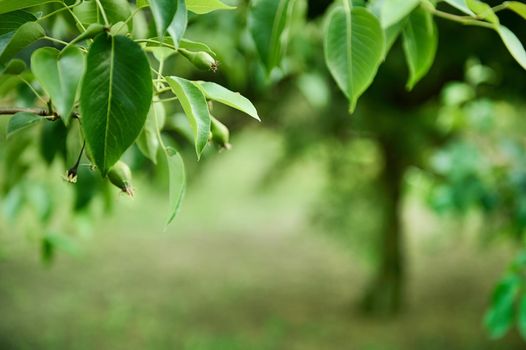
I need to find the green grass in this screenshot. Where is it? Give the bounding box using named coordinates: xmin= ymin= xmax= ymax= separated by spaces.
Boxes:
xmin=0 ymin=129 xmax=524 ymax=349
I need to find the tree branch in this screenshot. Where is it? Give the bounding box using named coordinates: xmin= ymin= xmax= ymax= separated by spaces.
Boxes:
xmin=0 ymin=108 xmax=51 ymax=116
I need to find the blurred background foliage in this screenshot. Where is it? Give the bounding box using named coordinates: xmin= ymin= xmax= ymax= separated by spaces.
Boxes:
xmin=2 ymin=0 xmax=526 ymax=348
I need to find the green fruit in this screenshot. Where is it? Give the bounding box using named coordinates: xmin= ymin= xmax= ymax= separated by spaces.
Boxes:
xmin=107 ymin=160 xmax=134 ymax=196
xmin=210 ymin=116 xmax=231 ymax=150
xmin=179 ymin=48 xmax=218 ymax=72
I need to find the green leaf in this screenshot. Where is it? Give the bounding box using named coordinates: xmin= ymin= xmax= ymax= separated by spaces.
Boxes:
xmin=73 ymin=0 xmax=131 ymax=26
xmin=7 ymin=112 xmax=42 ymax=139
xmin=324 ymin=6 xmax=384 ymax=112
xmin=80 ymin=34 xmax=152 ymax=175
xmin=165 ymin=146 xmax=186 ymax=225
xmin=0 ymin=21 xmax=45 ymax=64
xmin=0 ymin=11 xmax=38 ymax=65
xmin=402 ymin=6 xmax=437 ymax=89
xmin=166 ymin=76 xmax=211 ymax=159
xmin=497 ymin=25 xmax=526 ymax=70
xmin=484 ymin=274 xmax=520 ymax=339
xmin=1 ymin=58 xmax=26 ymax=75
xmin=0 ymin=10 xmax=35 ymax=34
xmin=179 ymin=38 xmax=216 ymax=57
xmin=518 ymin=294 xmax=526 ymax=340
xmin=197 ymin=81 xmax=260 ymax=121
xmin=383 ymin=19 xmax=406 ymax=59
xmin=31 ymin=46 xmax=85 ymax=125
xmin=443 ymin=0 xmax=475 ymax=16
xmin=248 ymin=0 xmax=294 ymax=73
xmin=186 ymin=0 xmax=235 ymax=14
xmin=466 ymin=0 xmax=499 ymax=24
xmin=136 ymin=102 xmax=165 ymax=164
xmin=137 ymin=0 xmax=149 ymax=9
xmin=40 ymin=119 xmax=68 ymax=165
xmin=0 ymin=0 xmax=60 ymax=14
xmin=150 ymin=0 xmax=178 ymax=37
xmin=380 ymin=0 xmax=419 ymax=28
xmin=167 ymin=0 xmax=187 ymax=47
xmin=505 ymin=1 xmax=526 ymax=20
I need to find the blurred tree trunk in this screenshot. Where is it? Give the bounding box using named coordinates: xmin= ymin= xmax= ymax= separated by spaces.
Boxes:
xmin=361 ymin=137 xmax=406 ymax=315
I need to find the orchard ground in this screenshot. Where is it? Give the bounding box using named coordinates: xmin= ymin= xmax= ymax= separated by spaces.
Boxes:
xmin=0 ymin=129 xmax=523 ymax=349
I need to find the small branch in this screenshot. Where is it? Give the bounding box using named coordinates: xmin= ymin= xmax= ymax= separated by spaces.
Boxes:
xmin=135 ymin=39 xmax=177 ymax=50
xmin=421 ymin=1 xmax=495 ymax=29
xmin=0 ymin=107 xmax=50 ymax=116
xmin=491 ymin=3 xmax=508 ymax=13
xmin=0 ymin=107 xmax=65 ymax=121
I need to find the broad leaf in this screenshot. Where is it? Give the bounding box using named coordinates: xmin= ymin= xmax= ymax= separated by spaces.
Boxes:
xmin=466 ymin=0 xmax=499 ymax=24
xmin=31 ymin=46 xmax=85 ymax=125
xmin=484 ymin=274 xmax=520 ymax=339
xmin=380 ymin=0 xmax=419 ymax=28
xmin=80 ymin=34 xmax=152 ymax=175
xmin=324 ymin=6 xmax=384 ymax=112
xmin=186 ymin=0 xmax=235 ymax=14
xmin=0 ymin=21 xmax=45 ymax=64
xmin=7 ymin=112 xmax=42 ymax=139
xmin=137 ymin=0 xmax=149 ymax=8
xmin=383 ymin=19 xmax=406 ymax=59
xmin=506 ymin=1 xmax=526 ymax=20
xmin=166 ymin=76 xmax=211 ymax=159
xmin=73 ymin=0 xmax=131 ymax=26
xmin=197 ymin=82 xmax=260 ymax=121
xmin=443 ymin=0 xmax=475 ymax=15
xmin=2 ymin=59 xmax=26 ymax=75
xmin=167 ymin=0 xmax=187 ymax=47
xmin=518 ymin=294 xmax=526 ymax=340
xmin=150 ymin=0 xmax=178 ymax=37
xmin=497 ymin=25 xmax=526 ymax=70
xmin=248 ymin=0 xmax=293 ymax=73
xmin=402 ymin=6 xmax=438 ymax=89
xmin=40 ymin=119 xmax=68 ymax=165
xmin=165 ymin=146 xmax=186 ymax=225
xmin=179 ymin=38 xmax=216 ymax=57
xmin=0 ymin=10 xmax=35 ymax=34
xmin=136 ymin=102 xmax=165 ymax=164
xmin=0 ymin=0 xmax=60 ymax=14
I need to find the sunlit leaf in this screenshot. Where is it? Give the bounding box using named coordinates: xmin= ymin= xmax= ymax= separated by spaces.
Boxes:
xmin=197 ymin=81 xmax=260 ymax=121
xmin=166 ymin=76 xmax=211 ymax=159
xmin=497 ymin=25 xmax=526 ymax=70
xmin=466 ymin=0 xmax=499 ymax=24
xmin=380 ymin=0 xmax=419 ymax=28
xmin=186 ymin=0 xmax=235 ymax=14
xmin=505 ymin=1 xmax=526 ymax=20
xmin=443 ymin=0 xmax=475 ymax=16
